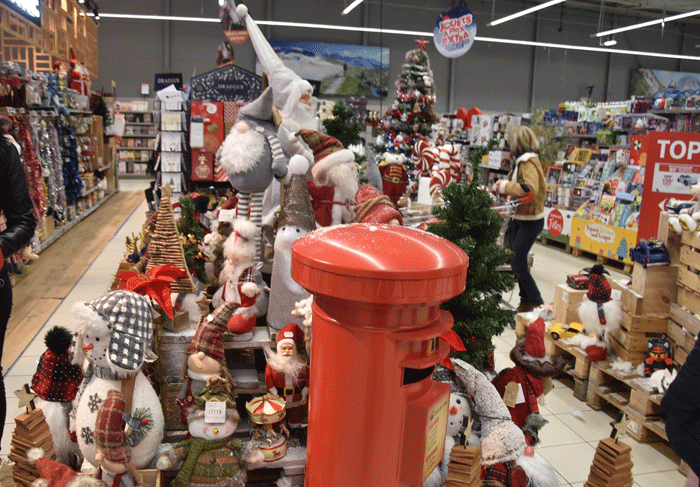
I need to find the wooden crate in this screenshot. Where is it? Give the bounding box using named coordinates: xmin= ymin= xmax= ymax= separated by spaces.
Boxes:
xmin=544 ymin=333 xmax=592 ymax=380
xmin=676 ymin=284 xmax=700 ymax=316
xmin=628 ymin=387 xmax=663 ymax=417
xmin=610 ymin=328 xmax=664 ymax=353
xmin=620 ymin=310 xmax=669 ymax=334
xmin=609 ymin=335 xmax=647 ymax=366
xmin=670 ymin=302 xmax=700 ymax=338
xmin=666 ymin=321 xmax=697 ymax=354
xmin=574 ymin=376 xmax=589 ymax=402
xmin=657 ymin=211 xmax=682 ymax=265
xmin=553 ymin=283 xmax=587 ymax=325
xmin=630 ymin=262 xmax=678 ymax=315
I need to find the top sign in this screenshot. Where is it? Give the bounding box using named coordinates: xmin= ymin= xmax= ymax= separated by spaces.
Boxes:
xmin=433 ymin=5 xmax=477 ymax=59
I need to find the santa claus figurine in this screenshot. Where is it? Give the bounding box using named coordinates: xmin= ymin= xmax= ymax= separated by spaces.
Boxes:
xmin=491 ymin=318 xmax=567 ymax=445
xmin=578 ymin=265 xmax=621 ymax=361
xmin=353 ymin=185 xmax=403 ymax=225
xmin=291 ymin=129 xmax=358 ymax=227
xmin=265 ymin=323 xmax=309 ymax=429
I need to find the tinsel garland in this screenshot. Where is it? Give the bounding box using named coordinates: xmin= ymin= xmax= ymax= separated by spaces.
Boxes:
xmin=35 ymin=119 xmax=63 ymax=217
xmin=16 ymin=120 xmax=47 ymax=220
xmin=47 ymin=122 xmax=66 ymax=218
xmin=58 ymin=122 xmax=83 ymax=201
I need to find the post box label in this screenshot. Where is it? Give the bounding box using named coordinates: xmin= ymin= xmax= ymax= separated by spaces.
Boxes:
xmin=423 ymin=392 xmax=449 ymax=482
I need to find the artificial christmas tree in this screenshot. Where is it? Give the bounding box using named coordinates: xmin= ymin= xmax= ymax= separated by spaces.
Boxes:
xmin=377 ymin=38 xmax=438 ymax=169
xmin=146 ymin=185 xmax=196 ymax=293
xmin=427 ymin=140 xmax=515 ymax=370
xmin=176 ymin=194 xmax=209 ymax=285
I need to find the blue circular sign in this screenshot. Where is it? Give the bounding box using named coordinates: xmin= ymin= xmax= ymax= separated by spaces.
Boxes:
xmin=433 ymin=5 xmax=477 ymax=58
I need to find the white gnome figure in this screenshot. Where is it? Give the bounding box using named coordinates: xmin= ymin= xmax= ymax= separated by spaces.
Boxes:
xmin=157 ymin=377 xmax=265 ymax=487
xmin=212 ymin=218 xmax=268 ymax=334
xmin=69 ymin=290 xmax=164 ymax=469
xmin=30 ymin=326 xmax=84 ymax=469
xmin=423 ymin=393 xmax=471 ymax=487
xmin=268 ymin=155 xmax=315 ymax=330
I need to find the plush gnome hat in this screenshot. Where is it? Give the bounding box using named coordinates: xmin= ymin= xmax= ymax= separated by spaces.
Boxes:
xmin=353 ymin=185 xmax=403 ymax=225
xmin=292 ymin=129 xmax=354 ymax=186
xmin=187 ymin=302 xmax=239 ymax=368
xmin=237 ymin=86 xmax=275 ymax=124
xmin=586 ymin=265 xmax=612 ymax=324
xmin=236 ymin=4 xmax=313 ymax=120
xmin=194 ymin=376 xmax=237 ymax=411
xmin=510 ymin=318 xmax=567 ymax=378
xmin=95 ymin=390 xmax=132 ymax=464
xmin=278 ymin=155 xmax=316 ymax=233
xmin=277 ymin=323 xmax=304 ymax=353
xmin=31 ymin=326 xmax=83 ymax=402
xmin=72 ymin=290 xmax=154 ymax=374
xmin=27 ymin=448 xmax=78 ymax=487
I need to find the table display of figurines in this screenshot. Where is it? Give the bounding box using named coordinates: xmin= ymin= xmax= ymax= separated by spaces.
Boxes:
xmin=245 ymin=394 xmax=288 ymax=462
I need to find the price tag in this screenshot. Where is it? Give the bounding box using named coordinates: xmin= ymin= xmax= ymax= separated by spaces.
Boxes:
xmin=218 ymin=209 xmax=236 ymax=223
xmin=205 ymin=401 xmax=226 ymax=424
xmin=611 ymin=289 xmax=622 ymax=301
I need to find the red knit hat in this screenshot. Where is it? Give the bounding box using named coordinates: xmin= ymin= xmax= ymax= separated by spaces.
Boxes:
xmin=277 ymin=323 xmax=304 ymax=353
xmin=30 ymin=450 xmax=78 ymax=487
xmin=31 ymin=327 xmax=83 ymax=402
xmin=293 ymin=129 xmax=354 ymax=185
xmin=523 ymin=318 xmax=546 ymax=359
xmin=188 ymin=302 xmax=237 ymax=365
xmin=354 ymin=185 xmax=403 ymax=225
xmin=95 ymin=390 xmax=131 ymax=464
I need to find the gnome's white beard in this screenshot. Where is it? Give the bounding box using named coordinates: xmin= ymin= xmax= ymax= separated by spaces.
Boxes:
xmin=265 ymin=347 xmax=307 ymax=379
xmin=327 ymin=163 xmax=359 ymax=204
xmin=220 ymin=127 xmax=265 ymax=175
xmin=284 ymin=99 xmax=316 ymax=130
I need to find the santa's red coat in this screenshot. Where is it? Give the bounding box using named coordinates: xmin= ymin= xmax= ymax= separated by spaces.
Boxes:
xmin=491 ymin=366 xmax=543 ymax=429
xmin=265 ymin=360 xmax=309 ymax=405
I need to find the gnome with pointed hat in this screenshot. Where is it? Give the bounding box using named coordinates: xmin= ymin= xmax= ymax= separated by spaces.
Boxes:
xmin=176 ymin=302 xmax=239 ymax=424
xmin=236 ymin=4 xmax=317 ymax=164
xmin=290 ymin=129 xmax=358 ymax=227
xmin=268 ymin=155 xmax=315 ymax=330
xmin=578 ymin=265 xmax=622 ymax=361
xmin=265 ymin=323 xmax=309 ymax=429
xmin=491 ymin=318 xmax=567 ymax=445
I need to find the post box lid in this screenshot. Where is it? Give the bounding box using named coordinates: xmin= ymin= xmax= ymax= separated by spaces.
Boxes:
xmin=291 ymin=224 xmax=468 ymax=303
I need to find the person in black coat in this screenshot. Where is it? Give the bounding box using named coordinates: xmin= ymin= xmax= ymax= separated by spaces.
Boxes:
xmin=0 ymin=125 xmax=37 ymax=445
xmin=661 ymin=337 xmax=700 ymax=480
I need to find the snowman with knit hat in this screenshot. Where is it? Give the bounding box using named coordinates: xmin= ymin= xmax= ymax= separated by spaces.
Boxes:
xmin=176 ymin=302 xmax=239 ymax=424
xmin=69 ymin=290 xmax=164 ymax=469
xmin=265 ymin=323 xmax=309 ymax=429
xmin=267 ymin=155 xmax=315 ymax=331
xmin=578 ymin=264 xmax=622 ymax=361
xmin=289 ymin=129 xmax=358 ymax=227
xmin=31 ymin=326 xmax=84 ymax=467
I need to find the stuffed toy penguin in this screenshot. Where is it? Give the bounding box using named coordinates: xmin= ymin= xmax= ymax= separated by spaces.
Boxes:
xmin=453 ymin=359 xmax=559 ymax=487
xmin=491 ymin=318 xmax=567 ymax=445
xmin=157 ymin=377 xmax=265 ymax=487
xmin=69 ymin=290 xmax=164 ymax=469
xmin=31 ymin=326 xmax=84 ymax=468
xmin=578 ymin=265 xmax=622 ymax=361
xmin=267 ymin=155 xmax=315 ymax=331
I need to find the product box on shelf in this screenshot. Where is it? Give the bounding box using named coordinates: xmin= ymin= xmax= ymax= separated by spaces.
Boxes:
xmin=191 ymin=102 xmax=225 ymax=153
xmin=553 ymin=283 xmax=587 ymax=325
xmin=469 ymin=114 xmax=493 ymax=146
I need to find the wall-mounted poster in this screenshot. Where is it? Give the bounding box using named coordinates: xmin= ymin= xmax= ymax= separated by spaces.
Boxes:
xmin=630 ymin=68 xmax=700 ymax=97
xmin=0 ymin=0 xmax=40 ymax=26
xmin=255 ymin=40 xmax=390 ymax=97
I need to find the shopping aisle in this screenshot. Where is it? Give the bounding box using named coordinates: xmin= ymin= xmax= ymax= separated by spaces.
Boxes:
xmin=1 ymin=193 xmax=687 ymax=485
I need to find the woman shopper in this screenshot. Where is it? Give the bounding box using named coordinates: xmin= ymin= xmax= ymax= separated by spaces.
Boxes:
xmin=0 ymin=122 xmax=37 ymax=445
xmin=495 ymin=126 xmax=546 ymax=313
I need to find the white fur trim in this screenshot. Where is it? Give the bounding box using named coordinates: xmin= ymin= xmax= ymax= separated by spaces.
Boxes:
xmin=71 ymin=302 xmax=106 ymax=336
xmin=312 ymin=149 xmax=355 ymax=186
xmin=578 ymin=298 xmax=622 ymax=336
xmin=240 ymin=282 xmax=260 ymax=298
xmin=236 ymin=4 xmax=248 ymax=18
xmin=516 ymin=152 xmax=538 ymax=163
xmin=277 ymin=338 xmax=295 ymax=351
xmin=233 ymin=218 xmax=260 ymax=240
xmin=516 ymin=450 xmax=559 ymax=487
xmin=498 ymin=180 xmax=508 ymax=194
xmin=235 ymin=305 xmax=257 ymax=318
xmin=27 ymin=447 xmax=44 ymax=464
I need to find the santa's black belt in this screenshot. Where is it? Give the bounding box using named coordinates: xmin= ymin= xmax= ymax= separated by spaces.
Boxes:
xmin=283 ymin=386 xmax=302 ymax=396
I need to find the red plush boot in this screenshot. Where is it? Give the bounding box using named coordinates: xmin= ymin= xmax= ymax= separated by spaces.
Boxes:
xmin=227 ymin=282 xmax=260 ymax=333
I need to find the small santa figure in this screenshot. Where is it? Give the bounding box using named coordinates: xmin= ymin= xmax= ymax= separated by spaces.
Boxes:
xmin=578 ymin=265 xmax=621 ymax=361
xmin=27 ymin=448 xmax=106 ymax=487
xmin=265 ymin=323 xmax=309 ymax=428
xmin=353 ymin=185 xmax=403 ymax=225
xmin=491 ymin=318 xmax=567 ymax=445
xmin=291 ymin=129 xmax=358 ymax=227
xmin=177 ymin=302 xmax=238 ymax=424
xmin=94 ymin=390 xmax=143 ymax=487
xmin=378 ymin=146 xmax=409 ymax=206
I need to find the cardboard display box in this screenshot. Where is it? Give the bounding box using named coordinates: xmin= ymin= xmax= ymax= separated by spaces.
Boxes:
xmin=630 ymin=262 xmax=678 ymax=316
xmin=553 ymin=283 xmax=588 ymax=325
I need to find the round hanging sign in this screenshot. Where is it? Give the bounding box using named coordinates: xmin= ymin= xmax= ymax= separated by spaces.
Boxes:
xmin=433 ymin=5 xmax=477 ymax=58
xmin=220 ymin=0 xmax=249 ymax=44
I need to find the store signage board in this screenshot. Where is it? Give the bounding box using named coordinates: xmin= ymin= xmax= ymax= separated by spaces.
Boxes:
xmin=433 ymin=5 xmax=476 ymax=58
xmin=0 ymin=0 xmax=40 ymax=26
xmin=220 ymin=0 xmax=249 ymax=44
xmin=190 ymin=64 xmax=262 ymax=102
xmin=154 ymin=73 xmax=183 ymax=92
xmin=639 ymin=132 xmax=700 ymax=242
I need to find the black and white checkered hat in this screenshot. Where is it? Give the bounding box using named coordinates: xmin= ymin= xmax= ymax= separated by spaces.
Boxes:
xmin=89 ymin=290 xmax=153 ymax=372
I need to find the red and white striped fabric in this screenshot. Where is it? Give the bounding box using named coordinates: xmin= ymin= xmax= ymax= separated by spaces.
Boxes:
xmin=412 ymin=139 xmax=438 ymax=178
xmin=429 ymin=161 xmax=451 ymax=200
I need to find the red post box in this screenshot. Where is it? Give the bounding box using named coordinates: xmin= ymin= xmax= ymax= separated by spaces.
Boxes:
xmin=291 ymin=224 xmax=469 ymax=487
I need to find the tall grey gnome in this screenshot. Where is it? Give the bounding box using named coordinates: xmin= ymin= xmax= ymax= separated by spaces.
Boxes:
xmin=268 ymin=155 xmax=316 ymax=330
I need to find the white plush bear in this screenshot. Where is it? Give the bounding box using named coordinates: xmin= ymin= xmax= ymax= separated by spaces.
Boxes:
xmin=668 ymin=183 xmax=700 ymax=233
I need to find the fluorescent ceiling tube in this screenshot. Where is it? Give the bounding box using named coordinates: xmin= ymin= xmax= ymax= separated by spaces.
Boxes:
xmin=490 ymin=0 xmax=566 ymax=26
xmin=597 ymin=9 xmax=700 ymax=37
xmin=341 ymin=0 xmax=363 ymax=15
xmin=603 ymin=39 xmax=617 ymax=46
xmin=91 ymin=13 xmax=700 ymax=61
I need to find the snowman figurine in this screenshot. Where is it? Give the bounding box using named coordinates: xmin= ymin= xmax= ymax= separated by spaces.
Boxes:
xmin=267 ymin=155 xmax=315 ymax=331
xmin=157 ymin=377 xmax=265 ymax=487
xmin=69 ymin=290 xmax=164 ymax=469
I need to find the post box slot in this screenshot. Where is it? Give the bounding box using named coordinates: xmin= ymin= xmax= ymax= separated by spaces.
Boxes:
xmin=403 ymin=366 xmax=435 ymax=386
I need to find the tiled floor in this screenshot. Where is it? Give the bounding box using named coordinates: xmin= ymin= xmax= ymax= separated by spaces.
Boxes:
xmin=1 ymin=181 xmax=688 ymax=485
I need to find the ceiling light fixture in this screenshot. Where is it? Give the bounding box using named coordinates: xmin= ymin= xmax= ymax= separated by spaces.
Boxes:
xmin=596 ymin=9 xmax=700 ymax=37
xmin=94 ymin=9 xmax=100 ymax=20
xmin=490 ymin=0 xmax=566 ymax=26
xmin=90 ymin=13 xmax=700 ymax=61
xmin=603 ymin=38 xmax=617 ymax=46
xmin=341 ymin=0 xmax=363 ymax=16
